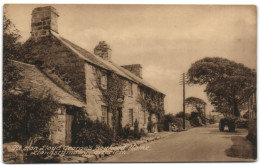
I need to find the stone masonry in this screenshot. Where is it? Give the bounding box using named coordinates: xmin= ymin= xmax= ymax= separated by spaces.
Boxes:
xmin=31 ymin=6 xmax=59 ymax=39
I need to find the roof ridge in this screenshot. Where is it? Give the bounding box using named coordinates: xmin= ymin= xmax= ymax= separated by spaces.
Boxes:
xmin=51 ymin=32 xmax=165 ymax=95
xmin=10 ymin=60 xmax=86 ymax=107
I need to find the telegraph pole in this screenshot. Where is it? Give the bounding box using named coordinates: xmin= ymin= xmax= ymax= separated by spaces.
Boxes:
xmin=204 ymin=103 xmax=206 ymax=125
xmin=179 ymin=73 xmax=187 ymax=130
xmin=182 ymin=73 xmax=186 ymax=130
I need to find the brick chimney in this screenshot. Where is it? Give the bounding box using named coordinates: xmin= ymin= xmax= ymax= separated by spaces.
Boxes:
xmin=31 ymin=6 xmax=59 ymax=39
xmin=94 ymin=41 xmax=112 ymax=61
xmin=121 ymin=64 xmax=143 ymax=79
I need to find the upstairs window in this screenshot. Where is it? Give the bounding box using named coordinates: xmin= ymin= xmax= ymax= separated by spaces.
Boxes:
xmin=129 ymin=109 xmax=134 ymax=126
xmin=128 ymin=82 xmax=133 ymax=96
xmin=101 ymin=106 xmax=108 ymax=124
xmin=100 ymin=72 xmax=107 ymax=89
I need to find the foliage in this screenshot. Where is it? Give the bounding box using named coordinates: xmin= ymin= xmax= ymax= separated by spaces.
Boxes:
xmin=3 ymin=11 xmax=21 ymax=62
xmin=163 ymin=113 xmax=176 ymax=131
xmin=116 ymin=122 xmax=142 ymax=140
xmin=175 ymin=112 xmax=191 ymax=120
xmin=72 ymin=111 xmax=114 ymax=148
xmin=133 ymin=119 xmax=141 ymax=139
xmin=3 ymin=11 xmax=59 ymax=147
xmin=137 ymin=87 xmax=165 ymax=115
xmin=93 ymin=68 xmax=126 ymax=137
xmin=21 ymin=36 xmax=86 ymax=101
xmin=3 ymin=11 xmax=22 ymax=97
xmin=172 ymin=118 xmax=191 ymax=131
xmin=243 ymin=111 xmax=249 ymax=119
xmin=3 ymin=91 xmax=58 ymax=144
xmin=137 ymin=88 xmax=165 ymax=133
xmin=185 ymin=97 xmax=206 ymax=114
xmin=163 ymin=113 xmax=193 ymax=131
xmin=189 ymin=112 xmax=204 ymax=127
xmin=187 ymin=57 xmax=256 ymax=117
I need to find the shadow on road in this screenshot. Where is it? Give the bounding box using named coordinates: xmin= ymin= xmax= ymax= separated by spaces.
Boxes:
xmin=225 ymin=136 xmax=256 ymax=160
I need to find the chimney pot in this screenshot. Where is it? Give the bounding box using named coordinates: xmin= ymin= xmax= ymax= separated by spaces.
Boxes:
xmin=94 ymin=41 xmax=112 ymax=61
xmin=121 ymin=64 xmax=143 ymax=79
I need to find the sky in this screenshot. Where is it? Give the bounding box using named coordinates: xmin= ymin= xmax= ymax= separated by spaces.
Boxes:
xmin=4 ymin=4 xmax=257 ymax=114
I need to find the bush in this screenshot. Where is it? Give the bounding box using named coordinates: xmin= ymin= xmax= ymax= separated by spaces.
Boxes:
xmin=189 ymin=112 xmax=204 ymax=127
xmin=157 ymin=123 xmax=164 ymax=132
xmin=119 ymin=120 xmax=142 ymax=140
xmin=72 ymin=115 xmax=113 ymax=148
xmin=134 ymin=119 xmax=141 ymax=139
xmin=3 ymin=91 xmax=58 ymax=145
xmin=163 ymin=113 xmax=176 ymax=131
xmin=175 ymin=112 xmax=191 ymax=120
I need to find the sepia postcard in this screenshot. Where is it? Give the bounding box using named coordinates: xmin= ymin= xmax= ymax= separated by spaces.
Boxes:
xmin=3 ymin=4 xmax=257 ymax=163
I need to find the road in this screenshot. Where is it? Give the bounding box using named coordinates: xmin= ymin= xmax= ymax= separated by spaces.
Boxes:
xmin=99 ymin=124 xmax=256 ymax=162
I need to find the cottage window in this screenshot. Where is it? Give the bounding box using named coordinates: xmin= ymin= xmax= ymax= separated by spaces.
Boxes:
xmin=129 ymin=109 xmax=134 ymax=126
xmin=101 ymin=106 xmax=108 ymax=124
xmin=128 ymin=82 xmax=133 ymax=96
xmin=100 ymin=72 xmax=107 ymax=89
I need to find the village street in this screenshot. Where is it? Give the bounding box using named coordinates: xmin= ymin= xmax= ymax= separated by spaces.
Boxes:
xmin=99 ymin=124 xmax=256 ymax=162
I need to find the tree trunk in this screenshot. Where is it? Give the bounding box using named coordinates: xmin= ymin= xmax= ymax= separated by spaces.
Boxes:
xmin=233 ymin=101 xmax=240 ymax=117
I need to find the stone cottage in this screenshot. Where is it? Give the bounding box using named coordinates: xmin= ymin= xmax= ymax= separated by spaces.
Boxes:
xmin=19 ymin=6 xmax=165 ymax=145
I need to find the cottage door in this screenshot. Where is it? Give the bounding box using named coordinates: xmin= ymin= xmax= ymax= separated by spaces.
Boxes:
xmin=65 ymin=108 xmax=75 ymax=146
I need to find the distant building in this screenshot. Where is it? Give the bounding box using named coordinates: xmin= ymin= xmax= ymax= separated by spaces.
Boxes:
xmin=16 ymin=6 xmax=165 ymax=145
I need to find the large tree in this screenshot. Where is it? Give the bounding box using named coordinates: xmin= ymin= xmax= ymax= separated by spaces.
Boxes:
xmin=187 ymin=57 xmax=256 ymax=117
xmin=3 ymin=11 xmax=22 ymax=95
xmin=185 ymin=97 xmax=206 ymax=115
xmin=3 ymin=12 xmax=58 ymax=144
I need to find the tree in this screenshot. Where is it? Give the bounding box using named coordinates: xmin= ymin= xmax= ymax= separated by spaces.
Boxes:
xmin=3 ymin=91 xmax=58 ymax=144
xmin=3 ymin=12 xmax=59 ymax=145
xmin=175 ymin=112 xmax=191 ymax=119
xmin=185 ymin=97 xmax=206 ymax=115
xmin=187 ymin=57 xmax=256 ymax=117
xmin=3 ymin=11 xmax=22 ymax=96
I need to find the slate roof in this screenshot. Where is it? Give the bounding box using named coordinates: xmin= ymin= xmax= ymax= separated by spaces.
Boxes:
xmin=10 ymin=60 xmax=86 ymax=108
xmin=52 ymin=32 xmax=164 ymax=95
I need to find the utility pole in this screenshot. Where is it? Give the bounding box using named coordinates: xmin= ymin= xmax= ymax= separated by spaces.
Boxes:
xmin=183 ymin=73 xmax=186 ymax=129
xmin=179 ymin=73 xmax=187 ymax=130
xmin=204 ymin=103 xmax=206 ymax=125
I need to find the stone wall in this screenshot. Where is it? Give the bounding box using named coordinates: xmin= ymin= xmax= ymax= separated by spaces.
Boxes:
xmin=3 ymin=142 xmax=23 ymax=163
xmin=31 ymin=6 xmax=59 ymax=39
xmin=84 ymin=62 xmax=148 ymax=131
xmin=84 ymin=63 xmax=108 ymax=121
xmin=121 ymin=83 xmax=148 ymax=131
